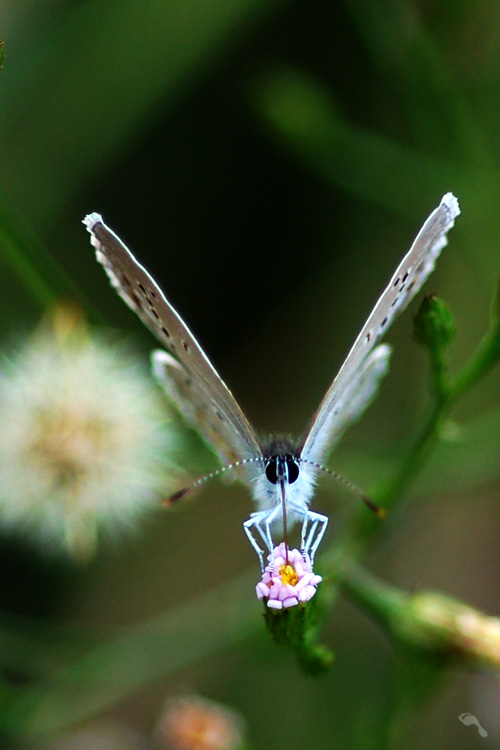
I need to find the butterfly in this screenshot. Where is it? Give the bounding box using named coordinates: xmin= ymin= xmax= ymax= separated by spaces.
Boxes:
xmin=84 ymin=193 xmax=459 ymax=570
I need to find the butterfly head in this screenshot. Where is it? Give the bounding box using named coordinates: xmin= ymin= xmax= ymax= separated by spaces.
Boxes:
xmin=264 ymin=454 xmax=300 ymax=486
xmin=250 ymin=438 xmax=317 ymax=519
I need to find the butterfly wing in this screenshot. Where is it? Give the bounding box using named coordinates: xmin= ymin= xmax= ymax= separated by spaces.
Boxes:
xmin=151 ymin=350 xmax=261 ymax=483
xmin=311 ymin=343 xmax=392 ymax=456
xmin=300 ymin=193 xmax=460 ymax=465
xmin=83 ymin=214 xmax=263 ymax=468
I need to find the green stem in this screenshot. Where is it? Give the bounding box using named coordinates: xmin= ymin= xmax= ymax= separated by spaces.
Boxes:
xmin=448 ymin=324 xmax=500 ymax=399
xmin=340 ymin=565 xmax=452 ymax=750
xmin=339 ymin=562 xmax=404 ymax=622
xmin=374 ymin=397 xmax=448 ymax=509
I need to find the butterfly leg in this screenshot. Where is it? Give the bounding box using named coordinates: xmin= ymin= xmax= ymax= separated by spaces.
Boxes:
xmin=300 ymin=510 xmax=329 ymax=566
xmin=243 ymin=508 xmax=280 ymax=572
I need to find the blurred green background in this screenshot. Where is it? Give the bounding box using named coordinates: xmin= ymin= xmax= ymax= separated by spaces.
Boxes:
xmin=1 ymin=1 xmax=500 ymax=748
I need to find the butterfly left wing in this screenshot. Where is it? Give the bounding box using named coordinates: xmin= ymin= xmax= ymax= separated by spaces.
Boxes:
xmin=84 ymin=213 xmax=263 ymax=466
xmin=300 ymin=193 xmax=460 ymax=465
xmin=152 ymin=350 xmax=262 ymax=483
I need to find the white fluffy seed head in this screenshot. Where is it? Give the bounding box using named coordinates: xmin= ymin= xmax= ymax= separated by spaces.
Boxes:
xmin=0 ymin=312 xmax=174 ymax=559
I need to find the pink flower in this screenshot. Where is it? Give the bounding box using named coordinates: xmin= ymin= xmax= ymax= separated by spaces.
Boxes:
xmin=256 ymin=543 xmax=322 ymax=609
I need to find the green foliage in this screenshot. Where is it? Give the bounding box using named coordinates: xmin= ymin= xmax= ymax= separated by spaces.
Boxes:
xmin=1 ymin=3 xmax=500 ymax=749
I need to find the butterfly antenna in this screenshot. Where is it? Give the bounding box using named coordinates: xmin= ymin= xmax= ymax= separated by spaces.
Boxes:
xmin=164 ymin=457 xmax=264 ymax=506
xmin=300 ymin=459 xmax=386 ymax=518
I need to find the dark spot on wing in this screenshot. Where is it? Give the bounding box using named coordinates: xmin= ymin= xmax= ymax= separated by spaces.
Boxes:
xmin=393 ymin=277 xmax=400 ymax=287
xmin=130 ymin=292 xmax=144 ymax=311
xmin=182 ymin=341 xmax=189 ymax=352
xmin=366 ymin=331 xmax=372 ymax=341
xmin=161 ymin=326 xmax=171 ymax=338
xmin=381 ymin=316 xmax=388 ymax=327
xmin=136 ymin=282 xmax=165 ymax=325
xmin=402 ymin=271 xmax=410 ymax=282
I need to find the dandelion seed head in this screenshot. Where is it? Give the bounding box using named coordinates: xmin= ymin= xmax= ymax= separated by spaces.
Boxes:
xmin=0 ymin=314 xmax=174 ymax=558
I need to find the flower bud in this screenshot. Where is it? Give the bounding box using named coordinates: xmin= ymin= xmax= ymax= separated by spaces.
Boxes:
xmin=414 ymin=294 xmax=456 ymax=352
xmin=392 ymin=591 xmax=500 ymax=668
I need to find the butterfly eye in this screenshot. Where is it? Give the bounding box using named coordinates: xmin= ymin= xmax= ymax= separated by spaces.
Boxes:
xmin=265 ymin=457 xmax=279 ymax=485
xmin=286 ymin=456 xmax=300 ymax=484
xmin=265 ymin=456 xmax=300 ymax=485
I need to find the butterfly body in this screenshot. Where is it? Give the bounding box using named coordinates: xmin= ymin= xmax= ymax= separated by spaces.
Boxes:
xmin=84 ymin=193 xmax=460 ymax=570
xmin=252 ymin=446 xmax=315 ymax=515
xmin=244 ymin=443 xmax=326 ymax=570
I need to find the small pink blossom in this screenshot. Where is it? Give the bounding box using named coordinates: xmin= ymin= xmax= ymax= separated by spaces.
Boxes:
xmin=256 ymin=543 xmax=322 ymax=609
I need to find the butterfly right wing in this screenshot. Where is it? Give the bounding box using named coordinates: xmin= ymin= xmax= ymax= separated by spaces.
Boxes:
xmin=312 ymin=343 xmax=392 ymax=454
xmin=300 ymin=193 xmax=460 ymax=465
xmin=84 ymin=214 xmax=263 ymax=467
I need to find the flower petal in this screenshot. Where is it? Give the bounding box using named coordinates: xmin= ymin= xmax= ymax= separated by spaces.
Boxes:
xmin=267 ymin=599 xmax=283 ymax=610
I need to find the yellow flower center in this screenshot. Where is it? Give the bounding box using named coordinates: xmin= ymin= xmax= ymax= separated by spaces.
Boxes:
xmin=280 ymin=563 xmax=299 ymax=587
